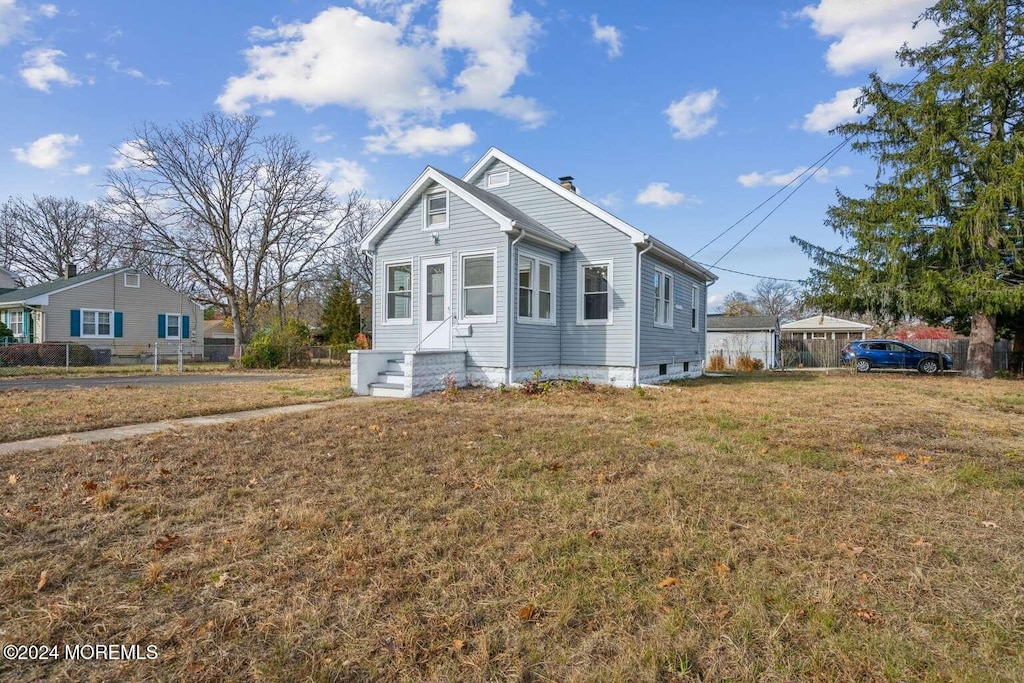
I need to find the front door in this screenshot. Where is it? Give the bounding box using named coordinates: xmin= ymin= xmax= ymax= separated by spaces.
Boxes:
xmin=419 ymin=256 xmax=451 ymax=349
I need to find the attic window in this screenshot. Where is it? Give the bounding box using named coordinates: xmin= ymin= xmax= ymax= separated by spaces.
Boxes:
xmin=485 ymin=170 xmax=510 ymax=189
xmin=424 ymin=190 xmax=449 ymax=230
xmin=124 ymin=272 xmax=140 ymax=288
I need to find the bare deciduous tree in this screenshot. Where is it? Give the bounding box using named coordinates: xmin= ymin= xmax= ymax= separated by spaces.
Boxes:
xmin=752 ymin=279 xmax=802 ymax=322
xmin=105 ymin=113 xmax=344 ymax=351
xmin=0 ymin=195 xmax=117 ymax=283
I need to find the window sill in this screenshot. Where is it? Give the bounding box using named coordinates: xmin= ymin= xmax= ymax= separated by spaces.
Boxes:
xmin=81 ymin=334 xmax=114 ymax=339
xmin=576 ymin=319 xmax=612 ymax=326
xmin=654 ymin=322 xmax=674 ymax=330
xmin=460 ymin=316 xmax=496 ymax=325
xmin=380 ymin=319 xmax=414 ymax=326
xmin=517 ymin=318 xmax=557 ymax=327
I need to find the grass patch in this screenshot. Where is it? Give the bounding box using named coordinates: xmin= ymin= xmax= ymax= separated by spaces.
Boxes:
xmin=0 ymin=371 xmax=351 ymax=442
xmin=0 ymin=373 xmax=1022 ymax=680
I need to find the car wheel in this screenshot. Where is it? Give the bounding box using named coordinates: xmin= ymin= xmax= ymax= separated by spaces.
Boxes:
xmin=855 ymin=358 xmax=871 ymax=373
xmin=918 ymin=359 xmax=939 ymax=375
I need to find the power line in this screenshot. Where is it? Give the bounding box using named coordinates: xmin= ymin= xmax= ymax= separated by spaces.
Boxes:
xmin=695 ymin=262 xmax=804 ymax=283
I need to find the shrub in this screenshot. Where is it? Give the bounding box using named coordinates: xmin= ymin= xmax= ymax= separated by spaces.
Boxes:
xmin=0 ymin=344 xmax=40 ymax=366
xmin=707 ymin=353 xmax=727 ymax=372
xmin=240 ymin=334 xmax=286 ymax=369
xmin=0 ymin=321 xmax=13 ymax=340
xmin=734 ymin=355 xmax=765 ymax=372
xmin=354 ymin=333 xmax=371 ymax=350
xmin=520 ymin=369 xmax=547 ymax=395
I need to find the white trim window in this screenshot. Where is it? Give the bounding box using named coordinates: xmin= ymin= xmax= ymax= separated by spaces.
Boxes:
xmin=385 ymin=262 xmax=413 ymax=323
xmin=124 ymin=272 xmax=141 ymax=288
xmin=517 ymin=252 xmax=555 ymax=324
xmin=7 ymin=310 xmax=24 ymax=337
xmin=485 ymin=169 xmax=510 ymax=189
xmin=165 ymin=313 xmax=181 ymax=340
xmin=578 ymin=262 xmax=612 ymax=324
xmin=691 ymin=284 xmax=699 ymax=330
xmin=424 ymin=189 xmax=449 ymax=230
xmin=654 ymin=267 xmax=673 ymax=328
xmin=461 ymin=252 xmax=496 ymax=321
xmin=82 ymin=309 xmax=113 ymax=338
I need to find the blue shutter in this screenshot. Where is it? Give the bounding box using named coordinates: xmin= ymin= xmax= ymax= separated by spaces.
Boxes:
xmin=70 ymin=309 xmax=81 ymax=337
xmin=157 ymin=314 xmax=166 ymax=339
xmin=181 ymin=315 xmax=190 ymax=340
xmin=114 ymin=312 xmax=124 ymax=338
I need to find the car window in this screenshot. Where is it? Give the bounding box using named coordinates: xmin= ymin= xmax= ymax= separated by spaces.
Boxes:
xmin=887 ymin=343 xmax=907 ymax=352
xmin=867 ymin=342 xmax=888 ymax=351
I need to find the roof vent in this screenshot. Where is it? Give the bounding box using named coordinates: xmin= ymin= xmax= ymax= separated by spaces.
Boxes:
xmin=558 ymin=176 xmax=577 ymax=193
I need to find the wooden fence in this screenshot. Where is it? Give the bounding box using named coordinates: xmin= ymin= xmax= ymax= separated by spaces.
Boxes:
xmin=780 ymin=338 xmax=1012 ymax=372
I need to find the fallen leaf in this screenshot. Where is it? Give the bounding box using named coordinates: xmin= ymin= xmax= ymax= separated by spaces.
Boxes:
xmin=517 ymin=604 xmax=537 ymax=621
xmin=470 ymin=482 xmax=481 ymax=490
xmin=152 ymin=534 xmax=180 ymax=556
xmin=648 ymin=440 xmax=659 ymax=447
xmin=917 ymin=455 xmax=932 ymax=464
xmin=8 ymin=474 xmax=16 ymax=485
xmin=712 ymin=562 xmax=731 ymax=577
xmin=213 ymin=573 xmax=228 ymax=587
xmin=893 ymin=452 xmax=909 ymax=463
xmin=853 ymin=608 xmax=882 ymax=624
xmin=759 ymin=447 xmax=769 ymax=455
xmin=36 ymin=570 xmax=48 ymax=592
xmin=82 ymin=480 xmax=98 ymax=492
xmin=982 ymin=521 xmax=999 ymax=529
xmin=910 ymin=538 xmax=933 ymax=550
xmin=714 ymin=607 xmax=730 ymax=619
xmin=453 ymin=639 xmax=465 ymax=651
xmin=587 ymin=529 xmax=602 ymax=539
xmin=658 ymin=577 xmax=680 ymax=588
xmin=837 ymin=543 xmax=865 ymax=558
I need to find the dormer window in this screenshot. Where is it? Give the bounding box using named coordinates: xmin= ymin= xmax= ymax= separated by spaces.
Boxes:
xmin=424 ymin=189 xmax=449 ymax=230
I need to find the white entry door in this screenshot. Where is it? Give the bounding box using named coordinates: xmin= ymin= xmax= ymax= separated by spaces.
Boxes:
xmin=419 ymin=256 xmax=451 ymax=349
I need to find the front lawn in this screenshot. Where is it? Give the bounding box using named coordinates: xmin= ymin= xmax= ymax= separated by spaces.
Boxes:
xmin=1 ymin=373 xmax=1021 ymax=681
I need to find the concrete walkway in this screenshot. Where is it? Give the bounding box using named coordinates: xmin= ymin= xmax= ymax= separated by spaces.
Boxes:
xmin=0 ymin=397 xmax=376 ymax=456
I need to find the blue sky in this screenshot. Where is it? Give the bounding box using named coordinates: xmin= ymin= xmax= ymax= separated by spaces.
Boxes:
xmin=0 ymin=0 xmax=937 ymax=306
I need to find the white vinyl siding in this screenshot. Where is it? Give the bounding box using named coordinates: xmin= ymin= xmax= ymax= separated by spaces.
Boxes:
xmin=82 ymin=309 xmax=113 ymax=338
xmin=654 ymin=267 xmax=673 ymax=328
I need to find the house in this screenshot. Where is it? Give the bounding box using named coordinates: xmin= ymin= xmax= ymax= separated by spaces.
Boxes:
xmin=350 ymin=148 xmax=718 ymax=397
xmin=706 ymin=314 xmax=781 ymax=369
xmin=0 ymin=266 xmax=203 ymax=358
xmin=781 ymin=314 xmax=872 ymax=341
xmin=0 ymin=266 xmax=18 ymax=293
xmin=204 ymin=318 xmax=235 ymax=341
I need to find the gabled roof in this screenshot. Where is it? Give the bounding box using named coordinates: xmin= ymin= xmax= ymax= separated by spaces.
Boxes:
xmin=707 ymin=314 xmax=779 ymax=331
xmin=360 ymin=166 xmax=574 ymax=253
xmin=781 ymin=315 xmax=873 ymax=331
xmin=462 ymin=148 xmax=717 ymax=283
xmin=0 ymin=268 xmax=122 ymax=306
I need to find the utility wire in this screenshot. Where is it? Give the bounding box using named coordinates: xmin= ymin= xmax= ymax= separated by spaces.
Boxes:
xmin=695 ymin=262 xmax=804 ymax=283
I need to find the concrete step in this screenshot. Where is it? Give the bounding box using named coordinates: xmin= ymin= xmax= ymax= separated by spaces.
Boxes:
xmin=386 ymin=359 xmax=404 ymax=373
xmin=369 ymin=381 xmax=405 ymax=398
xmin=379 ymin=370 xmax=404 ymax=377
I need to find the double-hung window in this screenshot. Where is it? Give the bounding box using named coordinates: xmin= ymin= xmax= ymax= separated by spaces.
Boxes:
xmin=654 ymin=267 xmax=673 ymax=327
xmin=165 ymin=314 xmax=181 ymax=339
xmin=691 ymin=284 xmax=699 ymax=330
xmin=385 ymin=263 xmax=412 ymax=322
xmin=517 ymin=252 xmax=555 ymax=324
xmin=579 ymin=262 xmax=611 ymax=324
xmin=425 ymin=190 xmax=449 ymax=230
xmin=461 ymin=253 xmax=495 ymax=320
xmin=7 ymin=310 xmax=24 ymax=337
xmin=82 ymin=309 xmax=113 ymax=337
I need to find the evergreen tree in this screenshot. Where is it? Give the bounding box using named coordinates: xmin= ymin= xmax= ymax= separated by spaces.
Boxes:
xmin=793 ymin=0 xmax=1024 ymax=378
xmin=320 ymin=276 xmax=361 ymax=344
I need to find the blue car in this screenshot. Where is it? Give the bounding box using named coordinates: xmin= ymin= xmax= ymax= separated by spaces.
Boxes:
xmin=842 ymin=340 xmax=953 ymax=374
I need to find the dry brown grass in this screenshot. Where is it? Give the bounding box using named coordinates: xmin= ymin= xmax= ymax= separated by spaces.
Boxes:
xmin=0 ymin=371 xmax=351 ymax=442
xmin=1 ymin=372 xmax=1022 ymax=681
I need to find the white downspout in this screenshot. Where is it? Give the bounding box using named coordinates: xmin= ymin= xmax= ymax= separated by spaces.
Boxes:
xmin=367 ymin=250 xmax=376 ymax=348
xmin=507 ymin=225 xmax=526 ymax=385
xmin=634 ymin=239 xmax=655 ymax=387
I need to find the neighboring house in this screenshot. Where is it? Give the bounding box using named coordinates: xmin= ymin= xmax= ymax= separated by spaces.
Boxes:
xmin=0 ymin=266 xmax=18 ymax=294
xmin=0 ymin=267 xmax=203 ymax=357
xmin=204 ymin=318 xmax=235 ymax=341
xmin=706 ymin=314 xmax=781 ymax=369
xmin=350 ymin=148 xmax=718 ymax=397
xmin=781 ymin=314 xmax=872 ymax=341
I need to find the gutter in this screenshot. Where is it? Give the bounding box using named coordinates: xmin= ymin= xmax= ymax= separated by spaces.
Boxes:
xmin=634 ymin=240 xmax=655 ymax=387
xmin=507 ymin=224 xmax=527 ymax=385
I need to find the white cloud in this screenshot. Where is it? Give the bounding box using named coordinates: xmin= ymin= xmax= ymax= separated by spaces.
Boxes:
xmin=107 ymin=57 xmax=144 ymax=79
xmin=73 ymin=164 xmax=90 ymax=175
xmin=20 ymin=48 xmax=79 ymax=91
xmin=311 ymin=125 xmax=334 ymax=143
xmin=12 ymin=132 xmax=80 ymax=169
xmin=597 ymin=191 xmax=621 ymax=209
xmin=38 ymin=3 xmax=57 ymax=18
xmin=219 ymin=2 xmax=542 ymax=156
xmin=665 ymin=88 xmax=719 ymax=140
xmin=635 ymin=182 xmax=699 ymax=208
xmin=0 ymin=0 xmax=31 ymax=46
xmin=364 ymin=122 xmax=476 ymax=156
xmin=590 ymin=15 xmax=622 ymax=59
xmin=108 ymin=139 xmax=149 ymax=169
xmin=737 ymin=165 xmax=851 ymax=188
xmin=798 ymin=0 xmax=938 ymax=77
xmin=802 ymin=86 xmax=868 ymax=133
xmin=316 ymin=157 xmax=370 ymax=196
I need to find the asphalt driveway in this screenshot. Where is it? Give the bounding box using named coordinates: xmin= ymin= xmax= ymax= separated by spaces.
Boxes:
xmin=0 ymin=373 xmax=302 ymax=391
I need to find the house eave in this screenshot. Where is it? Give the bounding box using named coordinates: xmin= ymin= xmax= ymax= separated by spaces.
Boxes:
xmin=642 ymin=236 xmax=718 ymax=283
xmin=501 ymin=223 xmax=574 ymax=252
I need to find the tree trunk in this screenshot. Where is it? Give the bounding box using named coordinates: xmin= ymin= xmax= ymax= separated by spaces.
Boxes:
xmin=965 ymin=312 xmax=996 ymax=379
xmin=1011 ymin=318 xmax=1024 ymax=374
xmin=230 ymin=298 xmax=244 ymax=359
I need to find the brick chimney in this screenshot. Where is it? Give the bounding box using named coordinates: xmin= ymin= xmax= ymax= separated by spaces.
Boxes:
xmin=558 ymin=176 xmax=577 ymax=193
xmin=64 ymin=263 xmax=77 ymax=279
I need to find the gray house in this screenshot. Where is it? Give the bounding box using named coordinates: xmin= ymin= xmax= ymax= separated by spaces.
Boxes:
xmin=0 ymin=267 xmax=203 ymax=358
xmin=0 ymin=266 xmax=18 ymax=293
xmin=350 ymin=148 xmax=717 ymax=397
